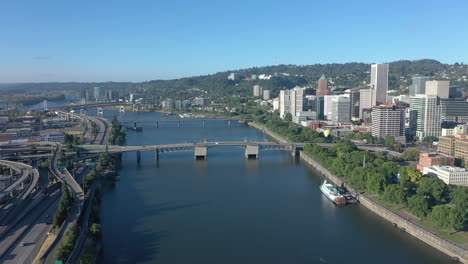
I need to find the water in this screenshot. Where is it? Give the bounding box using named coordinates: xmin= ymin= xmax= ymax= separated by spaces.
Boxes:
xmin=98 ymin=110 xmax=452 ymax=264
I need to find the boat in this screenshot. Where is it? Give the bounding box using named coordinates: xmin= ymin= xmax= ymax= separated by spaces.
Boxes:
xmin=320 ymin=180 xmax=346 ymax=205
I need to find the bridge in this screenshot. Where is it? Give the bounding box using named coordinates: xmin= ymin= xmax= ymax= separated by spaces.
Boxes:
xmin=0 ymin=160 xmax=39 ymax=201
xmin=120 ymin=118 xmax=247 ymax=127
xmin=79 ymin=141 xmax=306 ymax=160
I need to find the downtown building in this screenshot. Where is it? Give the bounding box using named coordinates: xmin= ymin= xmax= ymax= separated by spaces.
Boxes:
xmin=330 ymin=96 xmax=351 ymax=123
xmin=410 ymin=95 xmax=441 ymax=140
xmin=370 ymin=63 xmax=389 ymax=106
xmin=371 ymin=105 xmax=406 ymax=143
xmin=279 ymin=87 xmax=305 ymax=119
xmin=409 ymin=76 xmax=431 ymax=96
xmin=253 ymin=85 xmax=263 ymax=97
xmin=316 ymin=74 xmax=330 ymax=96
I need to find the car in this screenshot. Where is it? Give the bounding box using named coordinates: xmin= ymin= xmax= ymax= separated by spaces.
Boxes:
xmin=20 ymin=242 xmax=25 ymax=247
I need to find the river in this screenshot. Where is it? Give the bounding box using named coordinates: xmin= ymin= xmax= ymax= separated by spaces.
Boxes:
xmin=96 ymin=110 xmax=452 ymax=264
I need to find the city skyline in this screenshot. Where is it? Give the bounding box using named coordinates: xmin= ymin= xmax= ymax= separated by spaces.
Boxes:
xmin=1 ymin=0 xmax=468 ymax=83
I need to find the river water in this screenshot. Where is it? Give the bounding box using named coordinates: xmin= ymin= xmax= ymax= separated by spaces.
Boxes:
xmin=96 ymin=110 xmax=451 ymax=264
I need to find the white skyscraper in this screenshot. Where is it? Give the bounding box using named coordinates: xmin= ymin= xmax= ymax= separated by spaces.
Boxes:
xmin=411 ymin=95 xmax=442 ymax=140
xmin=253 ymin=85 xmax=263 ymax=97
xmin=426 ymin=80 xmax=450 ymax=99
xmin=370 ymin=63 xmax=389 ymax=105
xmin=279 ymin=87 xmax=305 ymax=119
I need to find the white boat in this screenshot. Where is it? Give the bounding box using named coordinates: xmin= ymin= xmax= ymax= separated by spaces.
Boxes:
xmin=320 ymin=180 xmax=346 ymax=205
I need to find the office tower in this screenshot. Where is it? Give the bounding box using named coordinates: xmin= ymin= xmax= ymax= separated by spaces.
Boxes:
xmin=323 ymin=95 xmax=338 ymax=120
xmin=305 ymin=95 xmax=316 ymax=111
xmin=449 ymin=86 xmax=463 ymax=98
xmin=253 ymin=85 xmax=263 ymax=97
xmin=279 ymin=87 xmax=305 ymax=118
xmin=370 ymin=63 xmax=389 ymax=105
xmin=330 ymin=96 xmax=351 ymax=123
xmin=316 ymin=74 xmax=330 ymax=96
xmin=263 ymin=90 xmax=270 ymax=100
xmin=371 ymin=105 xmax=406 ymax=143
xmin=440 ymin=98 xmax=468 ymax=122
xmin=410 ymin=95 xmax=441 ymax=140
xmin=93 ymin=87 xmax=106 ymax=101
xmin=315 ymin=96 xmax=325 ymax=120
xmin=349 ymin=88 xmax=361 ymax=120
xmin=409 ymin=77 xmax=431 ymax=96
xmin=426 ymin=80 xmax=450 ymax=98
xmin=228 ymin=73 xmax=237 ymax=81
xmin=359 ymin=88 xmax=375 ymax=119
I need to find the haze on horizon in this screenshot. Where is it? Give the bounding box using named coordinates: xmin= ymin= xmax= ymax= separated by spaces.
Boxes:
xmin=1 ymin=0 xmax=467 ymax=83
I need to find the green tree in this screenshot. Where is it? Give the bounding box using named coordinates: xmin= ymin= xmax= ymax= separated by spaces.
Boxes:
xmin=399 ymin=166 xmax=422 ymax=185
xmin=366 ymin=172 xmax=387 ymax=194
xmin=381 ymin=161 xmax=399 ymax=183
xmin=447 ymin=208 xmax=465 ymax=233
xmin=383 ymin=184 xmax=407 ymax=205
xmin=451 ymin=186 xmax=468 ymax=217
xmin=417 ymin=177 xmax=450 ymax=204
xmin=401 ymin=148 xmax=420 ymax=161
xmin=90 ymin=223 xmax=102 ymax=240
xmin=385 ymin=136 xmax=395 ymax=147
xmin=428 ymin=205 xmax=451 ymax=228
xmin=284 ymin=113 xmax=292 ymax=122
xmin=407 ymin=195 xmax=430 ymax=218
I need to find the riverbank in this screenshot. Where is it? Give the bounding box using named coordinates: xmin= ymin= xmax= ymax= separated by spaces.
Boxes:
xmin=250 ymin=121 xmax=467 ymax=263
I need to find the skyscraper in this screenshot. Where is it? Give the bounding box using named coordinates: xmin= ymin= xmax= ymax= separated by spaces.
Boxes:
xmin=426 ymin=80 xmax=450 ymax=98
xmin=330 ymin=96 xmax=351 ymax=123
xmin=316 ymin=74 xmax=330 ymax=96
xmin=253 ymin=85 xmax=263 ymax=97
xmin=263 ymin=90 xmax=270 ymax=100
xmin=279 ymin=87 xmax=305 ymax=119
xmin=440 ymin=98 xmax=468 ymax=122
xmin=349 ymin=88 xmax=361 ymax=120
xmin=371 ymin=105 xmax=406 ymax=143
xmin=410 ymin=95 xmax=441 ymax=140
xmin=359 ymin=88 xmax=375 ymax=119
xmin=93 ymin=87 xmax=106 ymax=102
xmin=370 ymin=63 xmax=389 ymax=105
xmin=409 ymin=76 xmax=430 ymax=96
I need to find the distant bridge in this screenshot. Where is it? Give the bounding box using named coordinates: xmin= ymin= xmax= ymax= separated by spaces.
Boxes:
xmin=79 ymin=141 xmax=307 ymax=160
xmin=120 ymin=118 xmax=248 ymax=127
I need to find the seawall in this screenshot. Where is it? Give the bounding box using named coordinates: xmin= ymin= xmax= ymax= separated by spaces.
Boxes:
xmin=299 ymin=151 xmax=468 ymax=263
xmin=248 ymin=122 xmax=289 ymax=143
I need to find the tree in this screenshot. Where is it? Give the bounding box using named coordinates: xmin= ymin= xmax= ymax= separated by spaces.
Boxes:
xmin=401 ymin=148 xmax=420 ymax=161
xmin=385 ymin=136 xmax=395 ymax=147
xmin=366 ymin=172 xmax=387 ymax=194
xmin=381 ymin=161 xmax=399 ymax=183
xmin=407 ymin=195 xmax=430 ymax=218
xmin=284 ymin=113 xmax=292 ymax=122
xmin=400 ymin=166 xmax=422 ymax=184
xmin=417 ymin=177 xmax=450 ymax=204
xmin=383 ymin=184 xmax=407 ymax=205
xmin=447 ymin=208 xmax=465 ymax=233
xmin=451 ymin=186 xmax=468 ymax=217
xmin=428 ymin=205 xmax=451 ymax=228
xmin=90 ymin=223 xmax=102 ymax=240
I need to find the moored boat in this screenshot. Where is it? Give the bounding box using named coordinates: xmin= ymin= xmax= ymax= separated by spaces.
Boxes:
xmin=320 ymin=180 xmax=346 ymax=205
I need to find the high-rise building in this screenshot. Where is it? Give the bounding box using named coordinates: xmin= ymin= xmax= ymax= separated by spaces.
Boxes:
xmin=262 ymin=90 xmax=270 ymax=100
xmin=449 ymin=86 xmax=463 ymax=98
xmin=228 ymin=73 xmax=237 ymax=81
xmin=330 ymin=96 xmax=350 ymax=123
xmin=279 ymin=87 xmax=305 ymax=119
xmin=93 ymin=87 xmax=106 ymax=102
xmin=315 ymin=96 xmax=325 ymax=120
xmin=253 ymin=85 xmax=263 ymax=97
xmin=410 ymin=95 xmax=441 ymax=140
xmin=370 ymin=64 xmax=389 ymax=105
xmin=359 ymin=88 xmax=375 ymax=119
xmin=426 ymin=80 xmax=450 ymax=98
xmin=409 ymin=77 xmax=431 ymax=96
xmin=349 ymin=88 xmax=361 ymax=120
xmin=371 ymin=105 xmax=406 ymax=143
xmin=316 ymin=74 xmax=330 ymax=96
xmin=440 ymin=98 xmax=468 ymax=122
xmin=323 ymin=95 xmax=338 ymax=120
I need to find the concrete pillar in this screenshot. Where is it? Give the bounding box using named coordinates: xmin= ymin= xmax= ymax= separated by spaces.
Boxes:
xmin=134 ymin=122 xmax=137 ymax=128
xmin=291 ymin=146 xmax=299 ymax=157
xmin=156 ymin=122 xmax=159 ymax=128
xmin=202 ymin=120 xmax=206 ymax=127
xmin=178 ymin=121 xmax=180 ymax=127
xmin=10 ymin=168 xmax=13 ymax=176
xmin=245 ymin=145 xmax=259 ymax=159
xmin=155 ymin=149 xmax=159 ymax=160
xmin=194 ymin=146 xmax=207 ymax=160
xmin=137 ymin=151 xmax=141 ymax=163
xmin=227 ymin=120 xmax=231 ymax=126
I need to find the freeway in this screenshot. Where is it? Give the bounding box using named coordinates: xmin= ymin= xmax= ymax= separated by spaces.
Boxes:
xmin=0 ymin=160 xmax=40 ymax=201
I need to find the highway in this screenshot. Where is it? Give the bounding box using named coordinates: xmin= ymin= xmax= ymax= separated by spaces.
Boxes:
xmin=0 ymin=160 xmax=40 ymax=201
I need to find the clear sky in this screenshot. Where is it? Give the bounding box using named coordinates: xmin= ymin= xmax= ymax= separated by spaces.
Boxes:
xmin=1 ymin=0 xmax=467 ymax=83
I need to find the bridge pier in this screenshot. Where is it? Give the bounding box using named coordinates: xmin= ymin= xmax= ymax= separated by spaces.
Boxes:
xmin=291 ymin=146 xmax=300 ymax=157
xmin=194 ymin=146 xmax=207 ymax=160
xmin=137 ymin=151 xmax=141 ymax=163
xmin=202 ymin=120 xmax=205 ymax=127
xmin=178 ymin=121 xmax=180 ymax=127
xmin=227 ymin=120 xmax=231 ymax=126
xmin=156 ymin=122 xmax=159 ymax=128
xmin=245 ymin=145 xmax=259 ymax=159
xmin=155 ymin=149 xmax=159 ymax=160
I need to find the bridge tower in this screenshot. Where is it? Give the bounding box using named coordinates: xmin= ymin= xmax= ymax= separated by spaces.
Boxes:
xmin=97 ymin=107 xmax=104 ymax=116
xmin=194 ymin=146 xmax=207 ymax=160
xmin=43 ymin=99 xmax=48 ymax=110
xmin=245 ymin=144 xmax=259 ymax=159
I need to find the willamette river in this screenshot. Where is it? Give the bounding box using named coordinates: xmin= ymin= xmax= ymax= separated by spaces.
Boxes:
xmin=94 ymin=110 xmax=452 ymax=264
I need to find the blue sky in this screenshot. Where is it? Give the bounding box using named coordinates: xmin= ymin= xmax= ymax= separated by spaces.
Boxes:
xmin=1 ymin=0 xmax=467 ymax=82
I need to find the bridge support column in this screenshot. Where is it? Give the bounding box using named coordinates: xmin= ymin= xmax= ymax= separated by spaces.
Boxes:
xmin=291 ymin=146 xmax=299 ymax=157
xmin=245 ymin=145 xmax=259 ymax=159
xmin=178 ymin=121 xmax=180 ymax=127
xmin=156 ymin=122 xmax=159 ymax=128
xmin=202 ymin=120 xmax=205 ymax=127
xmin=194 ymin=146 xmax=207 ymax=160
xmin=227 ymin=120 xmax=231 ymax=126
xmin=137 ymin=151 xmax=141 ymax=163
xmin=155 ymin=149 xmax=159 ymax=160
